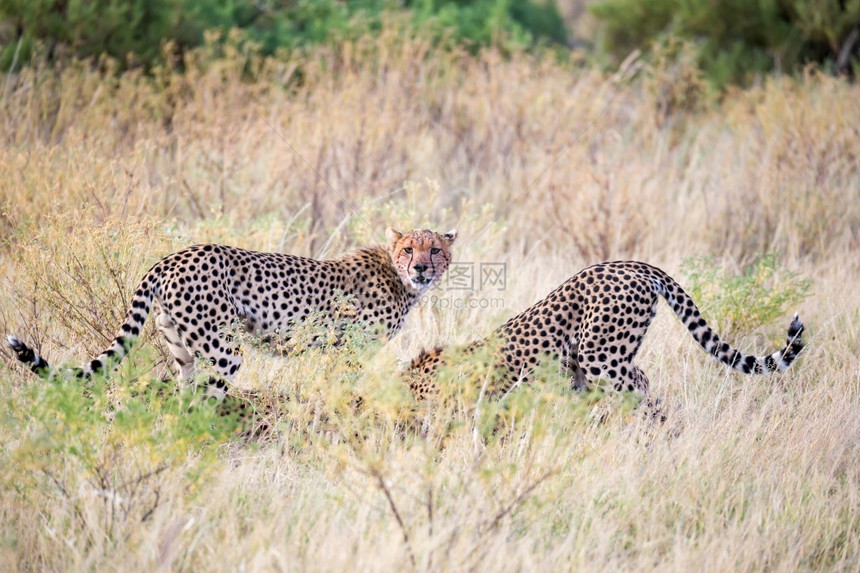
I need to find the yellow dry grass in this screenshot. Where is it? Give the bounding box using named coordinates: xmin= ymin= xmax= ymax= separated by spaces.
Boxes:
xmin=0 ymin=33 xmax=858 ymax=571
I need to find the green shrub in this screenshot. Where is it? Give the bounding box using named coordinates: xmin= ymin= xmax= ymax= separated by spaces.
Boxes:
xmin=0 ymin=352 xmax=240 ymax=547
xmin=0 ymin=0 xmax=567 ymax=71
xmin=590 ymin=0 xmax=860 ymax=88
xmin=1 ymin=0 xmax=182 ymax=69
xmin=413 ymin=0 xmax=567 ymax=51
xmin=681 ymin=254 xmax=812 ymax=336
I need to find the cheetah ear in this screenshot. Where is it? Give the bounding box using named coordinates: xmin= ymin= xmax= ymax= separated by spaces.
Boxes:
xmin=385 ymin=227 xmax=403 ymax=246
xmin=441 ymin=229 xmax=458 ymax=245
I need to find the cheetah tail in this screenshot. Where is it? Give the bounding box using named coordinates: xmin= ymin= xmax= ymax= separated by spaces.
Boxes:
xmin=6 ymin=335 xmax=52 ymax=376
xmin=718 ymin=313 xmax=805 ymax=374
xmin=715 ymin=313 xmax=805 ymax=374
xmin=82 ymin=282 xmax=156 ymax=376
xmin=5 ymin=280 xmax=156 ymax=380
xmin=658 ymin=275 xmax=805 ymax=374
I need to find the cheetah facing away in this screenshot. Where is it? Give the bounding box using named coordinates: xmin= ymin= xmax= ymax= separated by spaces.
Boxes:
xmin=407 ymin=260 xmax=804 ymax=402
xmin=7 ymin=228 xmax=457 ymax=392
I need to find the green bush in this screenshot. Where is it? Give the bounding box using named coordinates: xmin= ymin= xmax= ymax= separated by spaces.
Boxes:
xmin=412 ymin=0 xmax=567 ymax=50
xmin=681 ymin=254 xmax=812 ymax=336
xmin=0 ymin=0 xmax=568 ymax=71
xmin=590 ymin=0 xmax=860 ymax=88
xmin=0 ymin=352 xmax=241 ymax=547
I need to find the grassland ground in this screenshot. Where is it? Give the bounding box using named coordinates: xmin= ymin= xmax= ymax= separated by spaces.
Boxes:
xmin=0 ymin=36 xmax=858 ymax=570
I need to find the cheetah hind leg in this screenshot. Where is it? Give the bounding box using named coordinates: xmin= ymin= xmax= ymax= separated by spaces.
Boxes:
xmin=621 ymin=365 xmax=666 ymax=423
xmin=561 ymin=342 xmax=587 ymax=391
xmin=566 ymin=360 xmax=588 ymax=392
xmin=155 ymin=312 xmax=239 ymax=399
xmin=155 ymin=312 xmax=196 ymax=382
xmin=618 ymin=366 xmax=677 ymax=432
xmin=577 ymin=358 xmax=665 ymax=423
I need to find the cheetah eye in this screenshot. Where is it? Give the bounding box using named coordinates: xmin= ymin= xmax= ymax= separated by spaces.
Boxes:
xmin=403 ymin=247 xmax=413 ymax=254
xmin=430 ymin=248 xmax=441 ymax=255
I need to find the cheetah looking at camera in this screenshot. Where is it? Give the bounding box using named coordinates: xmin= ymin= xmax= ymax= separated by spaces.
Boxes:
xmin=8 ymin=228 xmax=457 ymax=392
xmin=407 ymin=261 xmax=804 ymax=401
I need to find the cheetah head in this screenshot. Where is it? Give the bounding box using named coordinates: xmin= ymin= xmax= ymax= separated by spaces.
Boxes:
xmin=386 ymin=228 xmax=458 ymax=293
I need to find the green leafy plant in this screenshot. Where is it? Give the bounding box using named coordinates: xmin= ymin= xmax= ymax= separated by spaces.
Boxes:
xmin=0 ymin=348 xmax=239 ymax=549
xmin=681 ymin=253 xmax=812 ymax=336
xmin=590 ymin=0 xmax=860 ymax=89
xmin=0 ymin=0 xmax=568 ymax=71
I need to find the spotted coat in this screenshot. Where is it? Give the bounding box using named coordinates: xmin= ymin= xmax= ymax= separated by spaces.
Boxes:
xmin=407 ymin=261 xmax=805 ymax=400
xmin=8 ymin=228 xmax=457 ymax=391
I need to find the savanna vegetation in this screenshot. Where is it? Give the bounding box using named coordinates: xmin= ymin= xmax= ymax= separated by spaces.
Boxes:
xmin=1 ymin=2 xmax=859 ymax=571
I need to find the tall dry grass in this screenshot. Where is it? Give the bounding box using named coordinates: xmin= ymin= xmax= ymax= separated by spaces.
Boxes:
xmin=1 ymin=32 xmax=858 ymax=571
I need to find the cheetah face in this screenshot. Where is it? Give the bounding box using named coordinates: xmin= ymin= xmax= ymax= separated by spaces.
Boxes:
xmin=386 ymin=227 xmax=458 ymax=293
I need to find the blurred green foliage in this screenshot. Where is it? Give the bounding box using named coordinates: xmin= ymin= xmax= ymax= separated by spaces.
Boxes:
xmin=590 ymin=0 xmax=860 ymax=88
xmin=0 ymin=0 xmax=568 ymax=70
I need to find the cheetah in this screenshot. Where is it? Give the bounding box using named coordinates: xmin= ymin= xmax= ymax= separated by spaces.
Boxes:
xmin=407 ymin=260 xmax=804 ymax=402
xmin=7 ymin=228 xmax=457 ymax=393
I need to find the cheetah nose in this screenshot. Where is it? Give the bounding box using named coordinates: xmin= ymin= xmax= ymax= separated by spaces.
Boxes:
xmin=413 ymin=264 xmax=428 ymax=273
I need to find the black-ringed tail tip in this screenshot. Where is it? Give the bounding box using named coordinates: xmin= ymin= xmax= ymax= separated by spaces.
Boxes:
xmin=6 ymin=334 xmax=51 ymax=374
